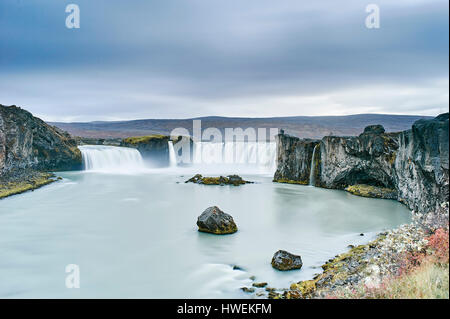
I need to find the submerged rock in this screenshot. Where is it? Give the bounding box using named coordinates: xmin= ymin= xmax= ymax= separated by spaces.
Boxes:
xmin=186 ymin=174 xmax=252 ymax=186
xmin=197 ymin=206 xmax=238 ymax=235
xmin=271 ymin=250 xmax=303 ymax=271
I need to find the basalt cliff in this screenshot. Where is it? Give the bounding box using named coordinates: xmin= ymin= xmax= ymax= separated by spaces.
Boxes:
xmin=0 ymin=104 xmax=82 ymax=175
xmin=274 ymin=113 xmax=449 ymax=216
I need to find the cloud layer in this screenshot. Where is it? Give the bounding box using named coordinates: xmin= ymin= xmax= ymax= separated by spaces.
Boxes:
xmin=1 ymin=0 xmax=448 ymax=121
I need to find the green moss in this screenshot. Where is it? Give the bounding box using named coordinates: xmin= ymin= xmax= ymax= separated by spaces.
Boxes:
xmin=0 ymin=172 xmax=57 ymax=199
xmin=345 ymin=184 xmax=397 ymax=199
xmin=198 ymin=224 xmax=238 ymax=235
xmin=273 ymin=178 xmax=309 ymax=185
xmin=186 ymin=174 xmax=251 ymax=186
xmin=122 ymin=134 xmax=168 ymax=145
xmin=290 ymin=280 xmax=316 ymax=297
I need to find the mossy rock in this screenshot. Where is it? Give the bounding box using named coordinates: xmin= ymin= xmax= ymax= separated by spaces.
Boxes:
xmin=197 ymin=206 xmax=238 ymax=235
xmin=345 ymin=184 xmax=397 ymax=200
xmin=273 ymin=178 xmax=308 ymax=185
xmin=0 ymin=172 xmax=57 ymax=199
xmin=122 ymin=134 xmax=168 ymax=145
xmin=290 ymin=280 xmax=316 ymax=297
xmin=186 ymin=174 xmax=252 ymax=186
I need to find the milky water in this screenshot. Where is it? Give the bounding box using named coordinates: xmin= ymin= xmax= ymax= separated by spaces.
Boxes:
xmin=0 ymin=145 xmax=411 ymax=298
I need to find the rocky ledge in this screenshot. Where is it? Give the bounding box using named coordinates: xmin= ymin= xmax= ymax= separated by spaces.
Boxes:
xmin=345 ymin=184 xmax=397 ymax=200
xmin=0 ymin=169 xmax=60 ymax=199
xmin=186 ymin=174 xmax=253 ymax=186
xmin=1 ymin=104 xmax=82 ymax=200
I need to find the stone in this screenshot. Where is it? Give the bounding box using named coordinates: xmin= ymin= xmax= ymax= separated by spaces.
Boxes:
xmin=362 ymin=124 xmax=385 ymax=135
xmin=196 ymin=206 xmax=238 ymax=234
xmin=271 ymin=250 xmax=303 ymax=271
xmin=186 ymin=174 xmax=252 ymax=186
xmin=240 ymin=287 xmax=255 ymax=293
xmin=0 ymin=104 xmax=82 ymax=174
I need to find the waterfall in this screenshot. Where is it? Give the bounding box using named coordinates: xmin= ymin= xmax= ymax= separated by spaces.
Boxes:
xmin=309 ymin=144 xmax=318 ymax=186
xmin=79 ymin=145 xmax=146 ymax=173
xmin=191 ymin=141 xmax=277 ymax=173
xmin=168 ymin=141 xmax=177 ymax=167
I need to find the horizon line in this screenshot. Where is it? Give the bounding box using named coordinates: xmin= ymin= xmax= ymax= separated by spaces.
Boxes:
xmin=46 ymin=112 xmax=439 ymax=125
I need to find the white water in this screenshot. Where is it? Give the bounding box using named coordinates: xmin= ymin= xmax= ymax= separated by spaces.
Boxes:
xmin=80 ymin=145 xmax=147 ymax=173
xmin=168 ymin=141 xmax=177 ymax=167
xmin=309 ymin=144 xmax=319 ymax=186
xmin=192 ymin=141 xmax=277 ymax=174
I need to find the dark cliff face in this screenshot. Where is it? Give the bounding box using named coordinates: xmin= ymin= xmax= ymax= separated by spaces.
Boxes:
xmin=274 ymin=113 xmax=449 ymax=215
xmin=0 ymin=104 xmax=82 ymax=174
xmin=121 ymin=135 xmax=170 ymax=167
xmin=319 ymin=130 xmax=399 ymax=189
xmin=394 ymin=113 xmax=449 ymax=213
xmin=274 ymin=134 xmax=319 ymax=184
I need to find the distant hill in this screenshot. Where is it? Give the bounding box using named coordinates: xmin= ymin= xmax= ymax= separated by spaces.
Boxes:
xmin=50 ymin=114 xmax=433 ymax=139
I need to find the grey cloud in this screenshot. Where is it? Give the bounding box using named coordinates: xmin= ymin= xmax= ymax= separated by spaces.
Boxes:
xmin=0 ymin=0 xmax=448 ymax=120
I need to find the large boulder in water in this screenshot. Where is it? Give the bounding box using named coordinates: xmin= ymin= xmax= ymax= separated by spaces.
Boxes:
xmin=197 ymin=206 xmax=238 ymax=235
xmin=271 ymin=250 xmax=303 ymax=271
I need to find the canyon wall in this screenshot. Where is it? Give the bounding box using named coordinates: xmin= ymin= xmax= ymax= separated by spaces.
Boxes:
xmin=121 ymin=135 xmax=170 ymax=167
xmin=274 ymin=133 xmax=319 ymax=184
xmin=0 ymin=104 xmax=82 ymax=175
xmin=274 ymin=113 xmax=449 ymax=215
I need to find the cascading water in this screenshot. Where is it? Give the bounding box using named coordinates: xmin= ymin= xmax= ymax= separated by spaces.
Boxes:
xmin=168 ymin=141 xmax=177 ymax=167
xmin=79 ymin=145 xmax=147 ymax=173
xmin=309 ymin=144 xmax=318 ymax=186
xmin=192 ymin=141 xmax=277 ymax=174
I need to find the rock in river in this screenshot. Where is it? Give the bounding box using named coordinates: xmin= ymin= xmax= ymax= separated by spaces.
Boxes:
xmin=271 ymin=250 xmax=303 ymax=271
xmin=197 ymin=206 xmax=238 ymax=235
xmin=186 ymin=174 xmax=252 ymax=186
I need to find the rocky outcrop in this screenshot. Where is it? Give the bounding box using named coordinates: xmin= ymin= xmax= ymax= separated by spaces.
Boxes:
xmin=0 ymin=104 xmax=82 ymax=174
xmin=186 ymin=174 xmax=253 ymax=186
xmin=76 ymin=137 xmax=122 ymax=146
xmin=273 ymin=134 xmax=319 ymax=185
xmin=394 ymin=113 xmax=449 ymax=215
xmin=121 ymin=135 xmax=170 ymax=167
xmin=197 ymin=206 xmax=238 ymax=234
xmin=271 ymin=250 xmax=303 ymax=271
xmin=0 ymin=169 xmax=58 ymax=199
xmin=345 ymin=184 xmax=397 ymax=200
xmin=274 ymin=113 xmax=449 ymax=216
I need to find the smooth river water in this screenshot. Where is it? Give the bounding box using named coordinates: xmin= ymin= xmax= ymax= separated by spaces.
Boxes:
xmin=0 ymin=146 xmax=411 ymax=298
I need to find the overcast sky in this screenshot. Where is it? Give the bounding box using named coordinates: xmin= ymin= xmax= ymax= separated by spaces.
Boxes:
xmin=0 ymin=0 xmax=448 ymax=122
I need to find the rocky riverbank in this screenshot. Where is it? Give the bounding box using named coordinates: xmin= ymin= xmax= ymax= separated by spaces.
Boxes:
xmin=1 ymin=104 xmax=81 ymax=200
xmin=0 ymin=169 xmax=60 ymax=199
xmin=237 ymin=202 xmax=448 ymax=299
xmin=267 ymin=113 xmax=449 ymax=299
